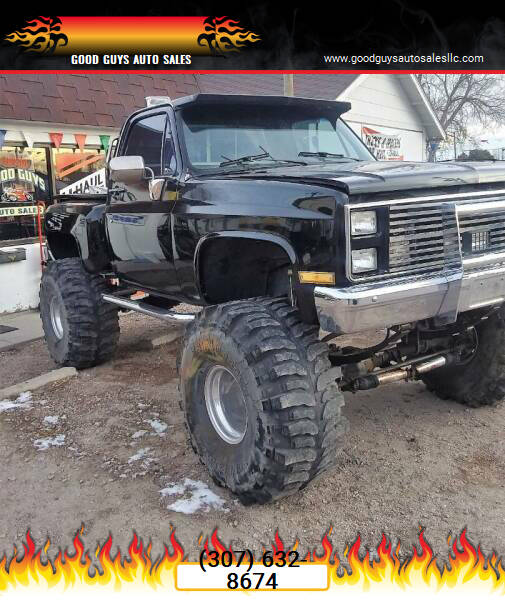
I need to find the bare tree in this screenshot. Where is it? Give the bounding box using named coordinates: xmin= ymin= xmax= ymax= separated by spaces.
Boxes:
xmin=417 ymin=75 xmax=505 ymax=161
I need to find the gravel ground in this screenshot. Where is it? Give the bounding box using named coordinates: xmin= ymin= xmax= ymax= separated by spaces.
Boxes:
xmin=1 ymin=310 xmax=504 ymax=561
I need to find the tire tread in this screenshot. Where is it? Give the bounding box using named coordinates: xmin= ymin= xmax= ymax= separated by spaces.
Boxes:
xmin=40 ymin=258 xmax=119 ymax=368
xmin=179 ymin=297 xmax=348 ymax=504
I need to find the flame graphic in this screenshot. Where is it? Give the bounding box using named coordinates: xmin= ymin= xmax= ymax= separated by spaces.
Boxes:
xmin=4 ymin=16 xmax=68 ymax=54
xmin=0 ymin=526 xmax=504 ymax=593
xmin=198 ymin=16 xmax=260 ymax=54
xmin=0 ymin=525 xmax=184 ymax=592
xmin=334 ymin=528 xmax=505 ymax=592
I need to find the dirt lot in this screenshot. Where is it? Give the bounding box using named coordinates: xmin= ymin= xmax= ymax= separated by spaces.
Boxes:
xmin=1 ymin=311 xmax=504 ymax=561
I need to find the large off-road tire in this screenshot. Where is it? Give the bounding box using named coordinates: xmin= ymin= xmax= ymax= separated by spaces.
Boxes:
xmin=178 ymin=297 xmax=348 ymax=504
xmin=40 ymin=258 xmax=119 ymax=368
xmin=422 ymin=307 xmax=505 ymax=407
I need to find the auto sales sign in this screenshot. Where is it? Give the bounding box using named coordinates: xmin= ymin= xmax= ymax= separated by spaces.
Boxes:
xmin=362 ymin=126 xmax=403 ymax=161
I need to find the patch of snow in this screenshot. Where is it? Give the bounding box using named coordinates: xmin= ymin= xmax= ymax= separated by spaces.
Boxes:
xmin=0 ymin=391 xmax=32 ymax=413
xmin=131 ymin=430 xmax=148 ymax=439
xmin=146 ymin=419 xmax=168 ymax=434
xmin=159 ymin=482 xmax=187 ymax=496
xmin=34 ymin=434 xmax=65 ymax=451
xmin=17 ymin=391 xmax=32 ymax=403
xmin=128 ymin=447 xmax=152 ymax=464
xmin=43 ymin=416 xmax=59 ymax=426
xmin=160 ymin=478 xmax=228 ymax=514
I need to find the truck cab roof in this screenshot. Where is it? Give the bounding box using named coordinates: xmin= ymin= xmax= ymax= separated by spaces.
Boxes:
xmin=134 ymin=93 xmax=352 ymax=117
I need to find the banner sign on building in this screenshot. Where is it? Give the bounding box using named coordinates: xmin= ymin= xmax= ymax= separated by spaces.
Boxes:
xmin=362 ymin=126 xmax=403 ymax=161
xmin=0 ymin=168 xmax=47 ymax=191
xmin=0 ymin=204 xmax=44 ymax=217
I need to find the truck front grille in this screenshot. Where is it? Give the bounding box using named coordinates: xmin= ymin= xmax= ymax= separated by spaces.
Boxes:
xmin=348 ymin=194 xmax=505 ymax=282
xmin=458 ymin=208 xmax=505 ymax=257
xmin=388 ymin=203 xmax=460 ymax=277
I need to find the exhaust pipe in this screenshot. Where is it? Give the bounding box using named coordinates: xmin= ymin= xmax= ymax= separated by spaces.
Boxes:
xmin=351 ymin=354 xmax=448 ymax=391
xmin=102 ymin=294 xmax=195 ymax=323
xmin=413 ymin=355 xmax=447 ymax=375
xmin=376 ymin=370 xmax=409 ymax=385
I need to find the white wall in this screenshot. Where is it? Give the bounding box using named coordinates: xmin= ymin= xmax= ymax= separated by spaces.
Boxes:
xmin=0 ymin=243 xmax=41 ymax=313
xmin=342 ymin=75 xmax=426 ymax=161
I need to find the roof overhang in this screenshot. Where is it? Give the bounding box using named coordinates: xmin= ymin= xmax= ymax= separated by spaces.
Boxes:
xmin=397 ymin=75 xmax=446 ymax=140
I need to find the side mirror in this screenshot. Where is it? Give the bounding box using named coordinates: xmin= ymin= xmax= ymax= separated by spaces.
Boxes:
xmin=109 ymin=155 xmax=146 ymax=185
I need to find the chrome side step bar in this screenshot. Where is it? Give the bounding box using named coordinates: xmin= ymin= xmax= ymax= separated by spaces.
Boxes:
xmin=102 ymin=294 xmax=195 ymax=323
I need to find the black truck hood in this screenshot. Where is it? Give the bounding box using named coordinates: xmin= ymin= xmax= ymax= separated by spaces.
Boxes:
xmin=210 ymin=160 xmax=505 ymax=196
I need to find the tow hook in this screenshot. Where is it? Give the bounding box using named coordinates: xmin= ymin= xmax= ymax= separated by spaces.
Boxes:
xmin=349 ymin=354 xmax=450 ymax=391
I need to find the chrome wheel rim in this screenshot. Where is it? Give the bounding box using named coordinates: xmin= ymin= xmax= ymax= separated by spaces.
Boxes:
xmin=49 ymin=296 xmax=64 ymax=340
xmin=204 ymin=365 xmax=248 ymax=444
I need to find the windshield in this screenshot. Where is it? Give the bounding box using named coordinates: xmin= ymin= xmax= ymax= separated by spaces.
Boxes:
xmin=179 ymin=104 xmax=375 ymax=173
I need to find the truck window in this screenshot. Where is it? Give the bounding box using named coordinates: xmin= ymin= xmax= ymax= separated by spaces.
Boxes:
xmin=293 ymin=118 xmax=360 ymax=157
xmin=124 ymin=113 xmax=166 ymax=176
xmin=180 ymin=105 xmax=374 ymax=173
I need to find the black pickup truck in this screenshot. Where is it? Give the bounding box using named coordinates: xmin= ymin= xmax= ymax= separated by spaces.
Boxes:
xmin=41 ymin=93 xmax=505 ymax=503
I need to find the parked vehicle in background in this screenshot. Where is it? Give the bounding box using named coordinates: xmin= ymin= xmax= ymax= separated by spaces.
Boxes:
xmin=40 ymin=94 xmax=505 ymax=503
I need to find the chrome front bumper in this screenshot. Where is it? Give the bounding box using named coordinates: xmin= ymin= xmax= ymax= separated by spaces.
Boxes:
xmin=315 ymin=264 xmax=505 ymax=334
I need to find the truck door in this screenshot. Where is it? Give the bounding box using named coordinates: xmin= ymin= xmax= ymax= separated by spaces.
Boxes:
xmin=105 ymin=108 xmax=180 ymax=296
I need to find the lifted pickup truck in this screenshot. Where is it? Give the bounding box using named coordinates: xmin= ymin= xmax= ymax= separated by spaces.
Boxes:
xmin=42 ymin=93 xmax=505 ymax=503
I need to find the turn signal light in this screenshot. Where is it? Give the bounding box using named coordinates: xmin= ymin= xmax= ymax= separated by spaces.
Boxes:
xmin=298 ymin=271 xmax=335 ymax=285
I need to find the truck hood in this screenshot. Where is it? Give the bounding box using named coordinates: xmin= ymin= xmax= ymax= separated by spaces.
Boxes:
xmin=212 ymin=160 xmax=505 ymax=196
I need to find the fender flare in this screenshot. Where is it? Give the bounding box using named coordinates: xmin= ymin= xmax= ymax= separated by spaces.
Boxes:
xmin=194 ymin=230 xmax=298 ymax=299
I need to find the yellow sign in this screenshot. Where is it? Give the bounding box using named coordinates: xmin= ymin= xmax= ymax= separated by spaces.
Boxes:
xmin=0 ymin=205 xmax=44 ymax=217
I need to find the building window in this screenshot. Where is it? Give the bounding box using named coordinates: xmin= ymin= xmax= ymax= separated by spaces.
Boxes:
xmin=52 ymin=148 xmax=106 ymax=193
xmin=0 ymin=146 xmax=50 ymax=244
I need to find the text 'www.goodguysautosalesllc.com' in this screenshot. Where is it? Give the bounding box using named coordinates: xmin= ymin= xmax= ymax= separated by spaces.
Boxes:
xmin=323 ymin=53 xmax=484 ymax=65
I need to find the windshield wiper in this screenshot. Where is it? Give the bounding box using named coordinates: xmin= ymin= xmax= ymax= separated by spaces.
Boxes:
xmin=298 ymin=151 xmax=362 ymax=161
xmin=220 ymin=146 xmax=307 ymax=168
xmin=219 ymin=150 xmax=270 ymax=167
xmin=258 ymin=146 xmax=307 ymax=166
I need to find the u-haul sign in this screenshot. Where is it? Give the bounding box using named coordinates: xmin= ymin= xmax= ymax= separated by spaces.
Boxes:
xmin=59 ymin=168 xmax=106 ymax=194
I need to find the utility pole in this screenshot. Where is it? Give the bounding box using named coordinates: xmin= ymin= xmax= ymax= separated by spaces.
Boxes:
xmin=283 ymin=74 xmax=294 ymax=97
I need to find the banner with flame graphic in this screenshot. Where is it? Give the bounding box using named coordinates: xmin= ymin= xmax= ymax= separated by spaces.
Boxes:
xmin=1 ymin=527 xmax=505 ymax=596
xmin=3 ymin=16 xmax=261 ymax=55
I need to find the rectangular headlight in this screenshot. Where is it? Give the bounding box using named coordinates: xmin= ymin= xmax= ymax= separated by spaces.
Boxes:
xmin=351 ymin=210 xmax=377 ymax=235
xmin=351 ymin=248 xmax=377 ymax=273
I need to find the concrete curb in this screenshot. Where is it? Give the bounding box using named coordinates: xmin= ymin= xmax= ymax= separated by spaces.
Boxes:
xmin=0 ymin=367 xmax=78 ymax=399
xmin=150 ymin=328 xmax=184 ymax=348
xmin=0 ymin=335 xmax=45 ymax=352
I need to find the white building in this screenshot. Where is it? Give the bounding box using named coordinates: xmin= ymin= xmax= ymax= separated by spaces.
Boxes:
xmin=337 ymin=74 xmax=445 ymax=161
